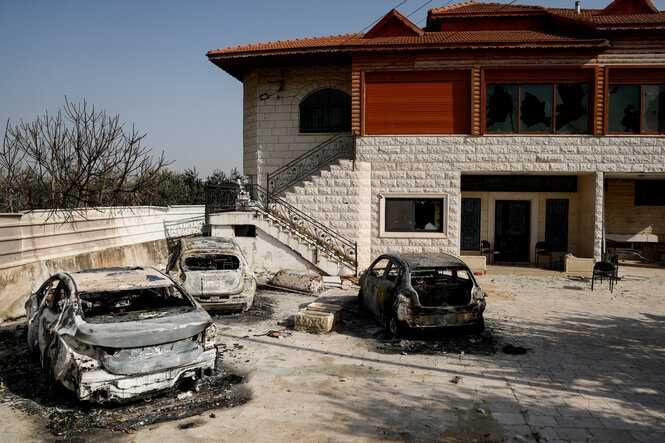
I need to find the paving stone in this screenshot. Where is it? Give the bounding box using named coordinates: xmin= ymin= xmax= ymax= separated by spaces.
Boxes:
xmin=526 ymin=415 xmax=558 ymax=427
xmin=555 ymin=427 xmax=592 ymax=440
xmin=491 ymin=412 xmax=526 ymax=425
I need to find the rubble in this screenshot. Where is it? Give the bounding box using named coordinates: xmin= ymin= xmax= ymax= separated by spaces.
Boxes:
xmin=270 ymin=270 xmax=324 ymax=294
xmin=294 ymin=302 xmax=344 ymax=332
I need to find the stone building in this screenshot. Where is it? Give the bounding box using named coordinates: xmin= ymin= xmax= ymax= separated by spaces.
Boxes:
xmin=206 ymin=0 xmax=665 ymax=274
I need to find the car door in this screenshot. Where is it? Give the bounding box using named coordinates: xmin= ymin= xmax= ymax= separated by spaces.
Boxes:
xmin=377 ymin=260 xmax=403 ymax=323
xmin=362 ymin=257 xmax=391 ymax=318
xmin=27 ymin=277 xmax=60 ymax=353
xmin=38 ymin=281 xmax=67 ymax=366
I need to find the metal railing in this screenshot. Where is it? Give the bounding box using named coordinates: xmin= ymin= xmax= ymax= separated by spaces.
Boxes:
xmin=205 ymin=183 xmax=357 ymax=275
xmin=266 ymin=133 xmax=355 ymax=195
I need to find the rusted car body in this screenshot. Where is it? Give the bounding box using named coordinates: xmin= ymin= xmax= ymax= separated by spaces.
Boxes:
xmin=25 ymin=267 xmax=217 ymax=403
xmin=167 ymin=237 xmax=256 ymax=312
xmin=358 ymin=253 xmax=486 ymax=336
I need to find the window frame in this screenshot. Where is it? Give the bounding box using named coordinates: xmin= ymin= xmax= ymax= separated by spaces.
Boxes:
xmin=298 ymin=88 xmax=352 ymax=134
xmin=607 ymin=83 xmax=665 ymax=135
xmin=484 ymin=81 xmax=591 ymax=135
xmin=379 ymin=193 xmax=448 ymax=238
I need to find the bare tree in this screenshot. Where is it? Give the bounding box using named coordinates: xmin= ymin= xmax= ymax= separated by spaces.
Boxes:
xmin=1 ymin=98 xmax=171 ymax=213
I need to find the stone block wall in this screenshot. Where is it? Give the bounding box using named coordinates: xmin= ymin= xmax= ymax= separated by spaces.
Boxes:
xmin=281 ymin=160 xmax=372 ymax=268
xmin=242 ymin=65 xmax=352 ymax=186
xmin=357 ymin=135 xmax=665 ymax=262
xmin=605 ymin=179 xmax=665 ymax=237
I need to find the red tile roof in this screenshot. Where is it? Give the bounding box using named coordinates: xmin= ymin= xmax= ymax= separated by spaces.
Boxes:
xmin=429 ymin=2 xmax=545 ymax=15
xmin=207 ymin=30 xmax=607 ymax=57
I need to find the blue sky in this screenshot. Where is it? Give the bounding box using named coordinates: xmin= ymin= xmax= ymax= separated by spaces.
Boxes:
xmin=1 ymin=0 xmax=663 ymax=177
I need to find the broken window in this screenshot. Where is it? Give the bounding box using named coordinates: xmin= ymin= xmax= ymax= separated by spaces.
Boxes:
xmin=609 ymin=85 xmax=640 ymax=133
xmin=385 ymin=198 xmax=444 ymax=233
xmin=486 ymin=83 xmax=588 ymax=134
xmin=486 ymin=85 xmax=517 ymax=133
xmin=80 ymin=286 xmax=193 ymax=323
xmin=299 ymin=88 xmax=351 ymax=133
xmin=410 ymin=267 xmax=472 ymax=307
xmin=642 ymin=85 xmax=665 ymax=133
xmin=371 ymin=259 xmax=391 ymax=277
xmin=520 ymin=84 xmax=553 ymax=133
xmin=183 ymin=254 xmax=240 ymax=271
xmin=608 ymin=84 xmax=665 ymax=133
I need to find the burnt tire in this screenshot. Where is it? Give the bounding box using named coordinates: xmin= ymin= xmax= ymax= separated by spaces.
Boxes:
xmin=386 ymin=311 xmax=407 ymax=339
xmin=471 ymin=316 xmax=485 ymax=334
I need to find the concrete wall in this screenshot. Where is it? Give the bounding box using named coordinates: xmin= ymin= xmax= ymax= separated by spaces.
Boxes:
xmin=356 ymin=135 xmax=664 ymax=262
xmin=211 ymin=221 xmax=319 ymax=274
xmin=243 ymin=65 xmax=352 ymax=186
xmin=605 ymin=178 xmax=665 ymax=240
xmin=0 ymin=206 xmax=205 ymax=322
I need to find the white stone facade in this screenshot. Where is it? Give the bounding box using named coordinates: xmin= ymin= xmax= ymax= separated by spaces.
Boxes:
xmin=242 ymin=65 xmax=351 ymax=186
xmin=242 ymin=67 xmax=665 ymax=270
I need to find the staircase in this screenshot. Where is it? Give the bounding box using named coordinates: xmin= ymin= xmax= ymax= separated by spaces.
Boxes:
xmin=205 ymin=134 xmax=359 ymax=275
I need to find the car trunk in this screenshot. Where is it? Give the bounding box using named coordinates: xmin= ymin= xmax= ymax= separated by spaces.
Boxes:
xmin=180 ymin=253 xmax=245 ymax=297
xmin=409 ymin=268 xmax=473 ymax=307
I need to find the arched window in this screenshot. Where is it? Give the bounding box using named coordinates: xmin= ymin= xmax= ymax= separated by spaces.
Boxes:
xmin=299 ymin=88 xmax=351 ymax=133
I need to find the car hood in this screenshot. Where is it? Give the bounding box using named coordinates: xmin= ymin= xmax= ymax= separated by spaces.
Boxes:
xmin=59 ymin=309 xmax=212 ymax=348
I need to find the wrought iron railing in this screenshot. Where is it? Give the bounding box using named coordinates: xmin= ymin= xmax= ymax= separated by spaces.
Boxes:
xmin=266 ymin=133 xmax=355 ymax=195
xmin=205 ymin=183 xmax=357 ymax=275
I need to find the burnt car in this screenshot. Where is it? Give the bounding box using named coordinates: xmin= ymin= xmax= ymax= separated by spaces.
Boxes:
xmin=25 ymin=267 xmax=217 ymax=403
xmin=358 ymin=253 xmax=486 ymax=337
xmin=167 ymin=237 xmax=256 ymax=312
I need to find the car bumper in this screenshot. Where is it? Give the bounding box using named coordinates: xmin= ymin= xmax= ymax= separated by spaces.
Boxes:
xmin=194 ymin=279 xmax=256 ymax=312
xmin=75 ymin=348 xmax=217 ymax=403
xmin=400 ymin=303 xmax=485 ymax=329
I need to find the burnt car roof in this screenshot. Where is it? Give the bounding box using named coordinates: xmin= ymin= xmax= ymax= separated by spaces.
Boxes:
xmin=182 ymin=237 xmax=239 ymax=252
xmin=68 ymin=267 xmax=173 ymax=293
xmin=388 ymin=253 xmax=469 ymax=270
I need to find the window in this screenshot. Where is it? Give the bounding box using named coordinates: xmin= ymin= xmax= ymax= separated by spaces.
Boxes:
xmin=635 ymin=180 xmax=665 ymax=206
xmin=486 ymin=83 xmax=589 ymax=134
xmin=545 ymin=199 xmax=569 ymax=252
xmin=380 ymin=193 xmax=448 ymax=237
xmin=299 ymin=88 xmax=351 ymax=133
xmin=371 ymin=259 xmax=391 ymax=277
xmin=461 ymin=198 xmax=481 ymax=250
xmin=385 ymin=198 xmax=443 ymax=233
xmin=608 ymin=84 xmax=665 ymax=134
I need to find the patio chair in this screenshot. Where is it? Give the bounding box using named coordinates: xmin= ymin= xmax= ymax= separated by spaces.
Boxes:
xmin=591 ymin=260 xmax=617 ymax=293
xmin=610 ymin=255 xmax=619 ymax=284
xmin=480 ymin=240 xmax=500 ymax=266
xmin=535 ymin=241 xmax=551 ymax=268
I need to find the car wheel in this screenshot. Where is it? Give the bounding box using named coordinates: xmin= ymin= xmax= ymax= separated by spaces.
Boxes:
xmin=471 ymin=315 xmax=485 ymax=334
xmin=357 ymin=290 xmax=365 ymax=311
xmin=386 ymin=311 xmax=406 ymax=339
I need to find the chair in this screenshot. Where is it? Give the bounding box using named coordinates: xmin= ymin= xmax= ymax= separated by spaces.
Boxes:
xmin=535 ymin=241 xmax=551 ymax=268
xmin=610 ymin=255 xmax=620 ymax=284
xmin=591 ymin=261 xmax=617 ymax=293
xmin=480 ymin=240 xmax=500 ymax=265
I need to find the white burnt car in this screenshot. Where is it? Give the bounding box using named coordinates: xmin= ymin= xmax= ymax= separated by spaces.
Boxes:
xmin=25 ymin=267 xmax=217 ymax=403
xmin=167 ymin=237 xmax=256 ymax=312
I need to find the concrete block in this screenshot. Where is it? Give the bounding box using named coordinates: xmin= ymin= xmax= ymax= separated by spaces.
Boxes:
xmin=565 ymin=257 xmax=594 ymax=279
xmin=305 ymin=302 xmax=344 ymax=322
xmin=294 ymin=310 xmax=335 ymax=332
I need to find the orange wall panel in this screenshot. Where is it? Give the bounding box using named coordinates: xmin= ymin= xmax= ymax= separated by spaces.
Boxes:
xmin=364 ymin=72 xmax=471 ymax=135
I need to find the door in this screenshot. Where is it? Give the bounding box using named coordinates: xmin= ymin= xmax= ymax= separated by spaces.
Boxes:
xmin=495 ymin=200 xmax=531 ymax=262
xmin=461 ymin=198 xmax=481 ymax=251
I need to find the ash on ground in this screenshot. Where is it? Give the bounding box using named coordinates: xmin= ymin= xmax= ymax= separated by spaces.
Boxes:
xmin=339 ymin=298 xmax=499 ymax=356
xmin=0 ymin=321 xmax=250 ymax=438
xmin=215 ymin=293 xmax=275 ymax=325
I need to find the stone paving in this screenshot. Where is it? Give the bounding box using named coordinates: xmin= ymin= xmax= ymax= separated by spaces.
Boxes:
xmin=2 ymin=263 xmax=664 ymax=442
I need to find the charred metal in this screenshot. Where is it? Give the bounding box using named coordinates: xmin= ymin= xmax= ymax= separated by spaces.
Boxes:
xmin=25 ymin=267 xmax=217 ymax=403
xmin=167 ymin=237 xmax=257 ymax=312
xmin=358 ymin=253 xmax=486 ymax=337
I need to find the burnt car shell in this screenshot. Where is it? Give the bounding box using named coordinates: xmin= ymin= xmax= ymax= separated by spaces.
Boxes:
xmin=167 ymin=237 xmax=256 ymax=312
xmin=25 ymin=267 xmax=217 ymax=403
xmin=358 ymin=253 xmax=486 ymax=336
